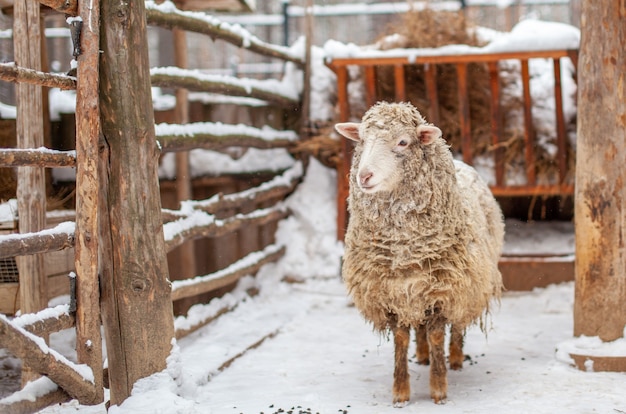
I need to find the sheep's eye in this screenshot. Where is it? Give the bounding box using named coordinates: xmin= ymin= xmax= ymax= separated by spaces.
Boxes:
xmin=397 ymin=139 xmax=409 ymax=148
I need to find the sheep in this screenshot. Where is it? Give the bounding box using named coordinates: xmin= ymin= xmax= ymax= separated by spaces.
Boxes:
xmin=335 ymin=101 xmax=504 ymax=405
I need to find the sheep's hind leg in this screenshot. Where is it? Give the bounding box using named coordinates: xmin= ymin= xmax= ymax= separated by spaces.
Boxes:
xmin=448 ymin=324 xmax=465 ymax=370
xmin=415 ymin=324 xmax=429 ymax=365
xmin=428 ymin=323 xmax=447 ymax=404
xmin=392 ymin=325 xmax=411 ymax=405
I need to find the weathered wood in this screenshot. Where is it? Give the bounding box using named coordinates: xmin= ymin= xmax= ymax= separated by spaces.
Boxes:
xmin=164 ymin=207 xmax=290 ymax=252
xmin=364 ymin=66 xmax=376 ymax=107
xmin=487 ymin=61 xmax=504 ymax=187
xmin=171 ymin=245 xmax=285 ymax=301
xmin=150 ymin=69 xmax=299 ymax=109
xmin=73 ymin=0 xmax=104 ymax=404
xmin=573 ymin=0 xmax=626 ymax=345
xmin=335 ymin=65 xmax=350 ymax=241
xmin=156 ymin=126 xmax=296 ymax=152
xmin=0 ymin=62 xmax=77 ymax=90
xmin=0 ymin=222 xmax=75 ymax=259
xmin=0 ymin=148 xmax=76 ymax=167
xmin=13 ymin=2 xmax=47 ymax=387
xmin=38 ymin=0 xmax=78 ymax=15
xmin=424 ymin=63 xmax=440 ymax=125
xmin=145 ymin=3 xmax=304 ymax=66
xmin=98 ymin=0 xmax=175 ymax=404
xmin=520 ymin=59 xmax=536 ymax=185
xmin=0 ymin=316 xmax=98 ymax=403
xmin=552 ymin=58 xmax=568 ymax=184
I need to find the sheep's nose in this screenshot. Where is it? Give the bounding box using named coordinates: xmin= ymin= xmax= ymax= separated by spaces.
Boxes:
xmin=359 ymin=171 xmax=373 ymax=186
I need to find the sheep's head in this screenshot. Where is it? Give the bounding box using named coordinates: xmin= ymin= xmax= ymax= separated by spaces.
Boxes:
xmin=335 ymin=102 xmax=442 ymax=194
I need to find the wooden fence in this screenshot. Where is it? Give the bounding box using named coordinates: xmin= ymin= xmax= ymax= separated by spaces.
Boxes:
xmin=326 ymin=48 xmax=579 ymax=240
xmin=0 ymin=0 xmax=306 ymax=412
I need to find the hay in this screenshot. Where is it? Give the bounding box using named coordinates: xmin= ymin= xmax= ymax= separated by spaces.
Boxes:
xmin=363 ymin=8 xmax=576 ymax=188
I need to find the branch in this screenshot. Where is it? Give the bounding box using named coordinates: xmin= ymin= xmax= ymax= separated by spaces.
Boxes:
xmin=0 ymin=63 xmax=76 ymax=90
xmin=171 ymin=244 xmax=285 ymax=301
xmin=150 ymin=68 xmax=300 ymax=109
xmin=38 ymin=0 xmax=78 ymax=16
xmin=156 ymin=122 xmax=298 ymax=152
xmin=0 ymin=148 xmax=76 ymax=168
xmin=0 ymin=222 xmax=76 ymax=259
xmin=0 ymin=377 xmax=71 ymax=414
xmin=145 ymin=1 xmax=304 ymax=66
xmin=164 ymin=206 xmax=289 ymax=252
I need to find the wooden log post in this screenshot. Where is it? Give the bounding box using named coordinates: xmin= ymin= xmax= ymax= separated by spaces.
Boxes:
xmin=573 ymin=0 xmax=626 ymax=370
xmin=13 ymin=0 xmax=47 ymax=385
xmin=98 ymin=0 xmax=175 ymax=405
xmin=73 ymin=0 xmax=104 ymax=404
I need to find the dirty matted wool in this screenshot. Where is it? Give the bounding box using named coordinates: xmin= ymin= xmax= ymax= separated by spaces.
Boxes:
xmin=342 ymin=102 xmax=504 ymax=332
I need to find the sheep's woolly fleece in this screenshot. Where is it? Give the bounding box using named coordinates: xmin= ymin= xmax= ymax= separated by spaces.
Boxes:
xmin=342 ymin=102 xmax=504 ymax=331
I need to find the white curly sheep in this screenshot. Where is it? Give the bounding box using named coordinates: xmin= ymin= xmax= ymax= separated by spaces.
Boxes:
xmin=335 ymin=101 xmax=504 ymax=405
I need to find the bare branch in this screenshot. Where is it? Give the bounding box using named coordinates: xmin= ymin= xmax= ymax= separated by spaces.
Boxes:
xmin=0 ymin=62 xmax=76 ymax=90
xmin=0 ymin=148 xmax=76 ymax=168
xmin=145 ymin=2 xmax=303 ymax=66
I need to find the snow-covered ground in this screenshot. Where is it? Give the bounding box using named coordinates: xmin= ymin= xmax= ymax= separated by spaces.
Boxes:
xmin=6 ymin=159 xmax=614 ymax=414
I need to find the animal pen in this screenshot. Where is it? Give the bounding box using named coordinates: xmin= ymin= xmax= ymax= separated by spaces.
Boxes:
xmin=0 ymin=0 xmax=308 ymax=411
xmin=0 ymin=0 xmax=624 ymax=412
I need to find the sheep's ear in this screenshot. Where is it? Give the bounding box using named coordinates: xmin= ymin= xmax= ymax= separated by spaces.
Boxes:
xmin=335 ymin=122 xmax=361 ymax=142
xmin=416 ymin=125 xmax=442 ymax=145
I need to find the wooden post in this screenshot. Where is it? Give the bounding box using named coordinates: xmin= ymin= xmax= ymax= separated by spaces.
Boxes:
xmin=13 ymin=0 xmax=47 ymax=385
xmin=73 ymin=0 xmax=104 ymax=404
xmin=172 ymin=27 xmax=197 ymax=314
xmin=99 ymin=0 xmax=175 ymax=405
xmin=573 ymin=0 xmax=626 ymax=368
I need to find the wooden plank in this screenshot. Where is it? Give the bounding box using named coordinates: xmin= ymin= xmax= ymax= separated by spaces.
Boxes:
xmin=424 ymin=63 xmax=440 ymax=125
xmin=552 ymin=58 xmax=568 ymax=184
xmin=335 ymin=65 xmax=350 ymax=241
xmin=73 ymin=0 xmax=104 ymax=404
xmin=490 ymin=184 xmax=574 ymax=197
xmin=487 ymin=61 xmax=504 ymax=186
xmin=456 ymin=62 xmax=472 ymax=164
xmin=499 ymin=256 xmax=574 ymax=291
xmin=364 ymin=65 xmax=376 ymax=107
xmin=394 ymin=64 xmax=406 ymax=102
xmin=0 ymin=380 xmax=70 ymax=414
xmin=520 ymin=59 xmax=536 ymax=185
xmin=0 ymin=222 xmax=75 ymax=259
xmin=0 ymin=283 xmax=18 ymax=314
xmin=570 ymin=354 xmax=626 ymax=373
xmin=0 ymin=148 xmax=76 ymax=168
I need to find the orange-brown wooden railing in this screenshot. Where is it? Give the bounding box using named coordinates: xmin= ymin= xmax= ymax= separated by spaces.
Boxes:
xmin=327 ymin=49 xmax=579 ymax=240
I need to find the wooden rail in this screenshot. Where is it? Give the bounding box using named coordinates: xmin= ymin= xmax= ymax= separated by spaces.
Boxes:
xmin=326 ymin=48 xmax=578 ymax=240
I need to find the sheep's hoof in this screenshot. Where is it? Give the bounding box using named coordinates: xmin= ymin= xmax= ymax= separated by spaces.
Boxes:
xmin=431 ymin=391 xmax=447 ymax=405
xmin=449 ymin=360 xmax=463 ymax=371
xmin=392 ymin=390 xmax=410 ymax=407
xmin=393 ymin=400 xmax=409 ymax=408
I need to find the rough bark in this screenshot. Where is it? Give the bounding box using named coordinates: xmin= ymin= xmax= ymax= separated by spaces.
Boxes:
xmin=98 ymin=0 xmax=175 ymax=405
xmin=574 ymin=0 xmax=626 ymax=342
xmin=73 ymin=0 xmax=104 ymax=404
xmin=157 ymin=131 xmax=295 ymax=152
xmin=0 ymin=148 xmax=76 ymax=168
xmin=0 ymin=62 xmax=76 ymax=90
xmin=0 ymin=224 xmax=75 ymax=259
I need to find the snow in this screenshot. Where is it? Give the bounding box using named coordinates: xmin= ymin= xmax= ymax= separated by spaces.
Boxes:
xmin=2 ymin=8 xmax=624 ymax=414
xmin=22 ymin=158 xmax=625 ymax=414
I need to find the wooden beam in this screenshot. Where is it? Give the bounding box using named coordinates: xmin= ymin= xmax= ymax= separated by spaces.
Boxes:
xmin=424 ymin=63 xmax=440 ymax=125
xmin=487 ymin=61 xmax=504 ymax=187
xmin=393 ymin=64 xmax=406 ymax=102
xmin=456 ymin=62 xmax=472 ymax=164
xmin=552 ymin=58 xmax=568 ymax=184
xmin=0 ymin=222 xmax=75 ymax=259
xmin=520 ymin=59 xmax=536 ymax=185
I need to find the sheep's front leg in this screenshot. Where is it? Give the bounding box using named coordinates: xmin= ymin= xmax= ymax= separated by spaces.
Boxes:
xmin=449 ymin=324 xmax=465 ymax=370
xmin=428 ymin=323 xmax=447 ymax=404
xmin=415 ymin=324 xmax=429 ymax=365
xmin=393 ymin=325 xmax=411 ymax=405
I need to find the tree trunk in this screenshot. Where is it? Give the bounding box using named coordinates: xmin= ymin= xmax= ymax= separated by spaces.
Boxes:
xmin=574 ymin=0 xmax=626 ymax=342
xmin=98 ymin=0 xmax=175 ymax=405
